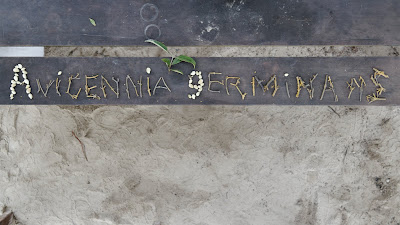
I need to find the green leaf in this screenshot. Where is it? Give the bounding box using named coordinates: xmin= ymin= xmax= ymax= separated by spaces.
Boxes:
xmin=171 ymin=58 xmax=182 ymax=65
xmin=175 ymin=55 xmax=196 ymax=68
xmin=161 ymin=58 xmax=171 ymax=67
xmin=89 ymin=18 xmax=96 ymax=26
xmin=170 ymin=69 xmax=183 ymax=75
xmin=145 ymin=39 xmax=170 ymax=54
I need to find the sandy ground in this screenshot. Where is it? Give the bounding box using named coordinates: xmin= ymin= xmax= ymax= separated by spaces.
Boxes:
xmin=1 ymin=46 xmax=400 ymax=225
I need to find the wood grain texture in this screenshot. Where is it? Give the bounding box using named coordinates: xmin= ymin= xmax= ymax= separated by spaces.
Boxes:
xmin=0 ymin=57 xmax=398 ymax=105
xmin=0 ymin=0 xmax=399 ymax=46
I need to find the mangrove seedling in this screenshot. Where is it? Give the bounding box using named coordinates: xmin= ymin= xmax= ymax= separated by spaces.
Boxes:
xmin=145 ymin=39 xmax=196 ymax=75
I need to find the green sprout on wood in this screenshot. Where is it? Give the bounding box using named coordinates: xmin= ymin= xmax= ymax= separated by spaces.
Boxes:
xmin=145 ymin=39 xmax=196 ymax=75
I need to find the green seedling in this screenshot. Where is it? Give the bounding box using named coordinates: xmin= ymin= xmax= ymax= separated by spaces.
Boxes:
xmin=145 ymin=39 xmax=196 ymax=75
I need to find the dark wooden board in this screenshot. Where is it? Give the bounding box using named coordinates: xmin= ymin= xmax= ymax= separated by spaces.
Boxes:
xmin=0 ymin=0 xmax=399 ymax=46
xmin=0 ymin=57 xmax=398 ymax=105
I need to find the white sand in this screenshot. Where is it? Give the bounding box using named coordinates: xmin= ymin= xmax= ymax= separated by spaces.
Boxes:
xmin=1 ymin=105 xmax=399 ymax=224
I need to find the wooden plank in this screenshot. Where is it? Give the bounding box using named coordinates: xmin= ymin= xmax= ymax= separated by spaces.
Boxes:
xmin=0 ymin=0 xmax=399 ymax=46
xmin=0 ymin=57 xmax=398 ymax=105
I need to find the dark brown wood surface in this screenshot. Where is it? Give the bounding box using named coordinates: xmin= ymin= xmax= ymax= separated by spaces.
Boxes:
xmin=0 ymin=0 xmax=399 ymax=46
xmin=0 ymin=57 xmax=398 ymax=105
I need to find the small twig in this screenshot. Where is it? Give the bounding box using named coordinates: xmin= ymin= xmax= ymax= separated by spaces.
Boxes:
xmin=55 ymin=78 xmax=61 ymax=96
xmin=153 ymin=77 xmax=171 ymax=95
xmin=328 ymin=106 xmax=340 ymax=118
xmin=72 ymin=131 xmax=88 ymax=161
xmin=125 ymin=75 xmax=139 ymax=99
xmin=285 ymin=81 xmax=290 ymax=98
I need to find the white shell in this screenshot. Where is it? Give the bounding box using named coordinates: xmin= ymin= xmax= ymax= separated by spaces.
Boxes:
xmin=22 ymin=71 xmax=27 ymax=75
xmin=13 ymin=68 xmax=19 ymax=73
xmin=188 ymin=94 xmax=192 ymax=99
xmin=24 ymin=80 xmax=29 ymax=84
xmin=199 ymin=75 xmax=202 ymax=79
xmin=58 ymin=71 xmax=62 ymax=76
xmin=26 ymin=88 xmax=31 ymax=93
xmin=12 ymin=90 xmax=16 ymax=94
xmin=199 ymin=87 xmax=203 ymax=92
xmin=28 ymin=93 xmax=33 ymax=99
xmin=17 ymin=64 xmax=23 ymax=69
xmin=191 ymin=71 xmax=196 ymax=75
xmin=189 ymin=79 xmax=193 ymax=84
xmin=189 ymin=84 xmax=194 ymax=88
xmin=191 ymin=94 xmax=196 ymax=99
xmin=198 ymin=79 xmax=204 ymax=84
xmin=22 ymin=74 xmax=27 ymax=79
xmin=26 ymin=84 xmax=30 ymax=89
xmin=284 ymin=73 xmax=289 ymax=77
xmin=14 ymin=76 xmax=19 ymax=81
xmin=10 ymin=87 xmax=14 ymax=91
xmin=11 ymin=83 xmax=16 ymax=87
xmin=200 ymin=83 xmax=204 ymax=87
xmin=146 ymin=67 xmax=151 ymax=74
xmin=11 ymin=80 xmax=16 ymax=84
xmin=196 ymin=92 xmax=200 ymax=96
xmin=194 ymin=85 xmax=198 ymax=89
